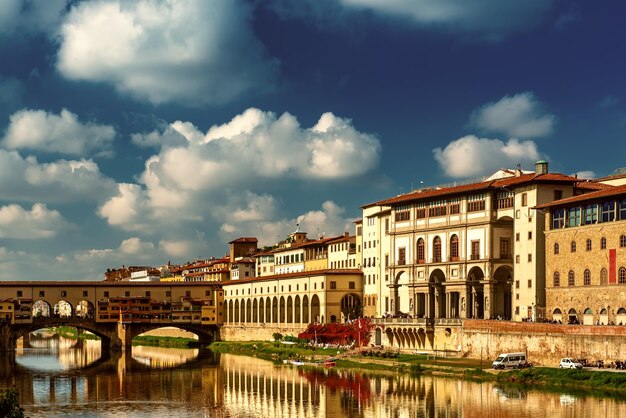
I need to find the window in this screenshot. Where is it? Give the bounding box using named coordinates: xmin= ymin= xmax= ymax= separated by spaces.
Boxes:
xmin=601 ymin=237 xmax=607 ymax=250
xmin=104 ymin=291 xmax=109 ymax=297
xmin=496 ymin=191 xmax=514 ymax=209
xmin=554 ymin=242 xmax=560 ymax=254
xmin=515 ymin=280 xmax=520 ymax=289
xmin=583 ymin=204 xmax=598 ymax=225
xmin=395 ymin=205 xmax=410 ymax=222
xmin=521 ymin=193 xmax=528 ymax=207
xmin=571 ymin=241 xmax=577 ymax=253
xmin=146 ymin=291 xmax=151 ymax=297
xmin=428 ymin=200 xmax=447 ymax=217
xmin=125 ymin=291 xmax=130 ymax=297
xmin=385 ymin=219 xmax=389 ymax=234
xmin=621 ymin=235 xmax=626 ymax=248
xmin=552 ymin=208 xmax=565 ymax=229
xmin=433 ymin=237 xmax=442 ymax=262
xmin=39 ymin=291 xmax=45 ymax=297
xmin=620 ymin=198 xmax=626 ymax=220
xmin=357 ymin=226 xmax=362 ymax=235
xmin=601 ymin=201 xmax=615 ymax=223
xmin=600 ymin=268 xmax=608 ymax=285
xmin=83 ymin=290 xmax=88 ymax=297
xmin=568 ymin=207 xmax=581 ymax=227
xmin=586 ymin=239 xmax=592 ymax=251
xmin=516 ymin=255 xmax=520 ymax=263
xmin=61 ymin=291 xmax=67 ymax=297
xmin=527 ymin=254 xmax=532 ymax=262
xmin=17 ymin=290 xmax=22 ymax=297
xmin=467 ymin=194 xmax=486 ymax=212
xmin=416 ymin=202 xmax=426 ymax=219
xmin=471 ymin=240 xmax=480 ymax=260
xmin=554 ymin=190 xmax=563 ymax=200
xmin=528 ymin=231 xmax=532 ymax=240
xmin=568 ymin=271 xmax=575 ymax=287
xmin=398 ymin=247 xmax=406 ymax=265
xmin=516 ymin=233 xmax=520 ymax=242
xmin=186 ymin=291 xmax=191 ymax=297
xmin=349 ymin=281 xmax=355 ymax=290
xmin=367 ymin=217 xmax=375 ymax=226
xmin=528 ymin=280 xmax=532 ymax=288
xmin=500 ymin=238 xmax=510 ymax=259
xmin=584 ymin=269 xmax=591 ymax=286
xmin=166 ymin=291 xmax=171 ymax=297
xmin=330 ymin=281 xmax=337 ymax=289
xmin=553 ymin=272 xmax=560 ymax=287
xmin=450 ymin=235 xmax=459 ymax=260
xmin=620 ymin=267 xmax=626 ymax=285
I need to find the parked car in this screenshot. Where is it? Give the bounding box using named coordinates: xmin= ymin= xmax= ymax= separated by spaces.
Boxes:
xmin=492 ymin=352 xmax=527 ymax=369
xmin=560 ymin=358 xmax=583 ymax=369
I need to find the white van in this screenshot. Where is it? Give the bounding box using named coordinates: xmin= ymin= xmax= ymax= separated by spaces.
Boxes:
xmin=492 ymin=352 xmax=527 ymax=369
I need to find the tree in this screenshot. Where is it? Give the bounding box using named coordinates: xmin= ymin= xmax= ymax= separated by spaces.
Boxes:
xmin=0 ymin=387 xmax=24 ymax=418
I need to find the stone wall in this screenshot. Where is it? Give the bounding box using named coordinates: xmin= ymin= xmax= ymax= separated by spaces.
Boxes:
xmin=461 ymin=320 xmax=626 ymax=365
xmin=220 ymin=324 xmax=307 ymax=342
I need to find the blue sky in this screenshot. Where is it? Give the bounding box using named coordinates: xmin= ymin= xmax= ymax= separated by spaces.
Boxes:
xmin=0 ymin=0 xmax=625 ymax=280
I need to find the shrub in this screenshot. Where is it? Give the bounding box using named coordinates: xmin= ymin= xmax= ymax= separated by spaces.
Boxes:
xmin=272 ymin=333 xmax=283 ymax=342
xmin=0 ymin=387 xmax=24 ymax=418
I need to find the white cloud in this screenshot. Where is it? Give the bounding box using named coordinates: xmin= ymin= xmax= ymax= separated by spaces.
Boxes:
xmin=0 ymin=0 xmax=67 ymax=37
xmin=433 ymin=135 xmax=541 ymax=178
xmin=0 ymin=203 xmax=71 ymax=239
xmin=56 ymin=0 xmax=278 ymax=105
xmin=100 ymin=108 xmax=380 ymax=231
xmin=339 ymin=0 xmax=553 ymax=36
xmin=470 ymin=92 xmax=555 ymax=138
xmin=2 ymin=108 xmax=116 ymax=156
xmin=0 ymin=149 xmax=117 ymax=203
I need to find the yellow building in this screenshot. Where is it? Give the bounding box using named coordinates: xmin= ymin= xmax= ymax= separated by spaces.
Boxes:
xmin=0 ymin=299 xmax=14 ymax=324
xmin=538 ymin=184 xmax=626 ymax=325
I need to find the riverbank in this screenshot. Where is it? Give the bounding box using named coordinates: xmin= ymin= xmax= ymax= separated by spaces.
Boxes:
xmin=209 ymin=341 xmax=626 ymax=398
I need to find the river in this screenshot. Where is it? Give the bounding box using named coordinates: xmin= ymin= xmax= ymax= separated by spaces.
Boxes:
xmin=2 ymin=336 xmax=626 ymax=417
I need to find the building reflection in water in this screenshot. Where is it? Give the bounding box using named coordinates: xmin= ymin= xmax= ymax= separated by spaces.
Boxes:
xmin=5 ymin=343 xmax=626 ymax=417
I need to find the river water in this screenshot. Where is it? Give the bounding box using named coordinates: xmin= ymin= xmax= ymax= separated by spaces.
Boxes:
xmin=2 ymin=337 xmax=626 ymax=417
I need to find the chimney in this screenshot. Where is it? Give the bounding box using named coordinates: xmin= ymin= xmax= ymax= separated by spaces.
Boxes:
xmin=535 ymin=160 xmax=548 ymax=175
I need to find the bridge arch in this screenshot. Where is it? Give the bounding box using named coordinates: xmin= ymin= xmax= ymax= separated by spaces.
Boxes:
xmin=33 ymin=300 xmax=52 ymax=318
xmin=53 ymin=300 xmax=73 ymax=318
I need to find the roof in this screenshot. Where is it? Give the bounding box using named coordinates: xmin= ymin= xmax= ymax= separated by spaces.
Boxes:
xmin=535 ymin=184 xmax=626 ymax=209
xmin=574 ymin=181 xmax=614 ymax=191
xmin=367 ymin=172 xmax=579 ymax=207
xmin=229 ymin=237 xmax=258 ymax=244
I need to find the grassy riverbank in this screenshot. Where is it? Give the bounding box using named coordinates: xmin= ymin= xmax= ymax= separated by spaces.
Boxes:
xmin=209 ymin=341 xmax=626 ymax=398
xmin=51 ymin=327 xmax=100 ymax=340
xmin=132 ymin=335 xmax=200 ymax=348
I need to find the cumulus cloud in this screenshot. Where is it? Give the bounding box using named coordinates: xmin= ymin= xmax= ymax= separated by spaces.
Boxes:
xmin=0 ymin=203 xmax=71 ymax=239
xmin=2 ymin=108 xmax=116 ymax=156
xmin=101 ymin=108 xmax=380 ymax=231
xmin=339 ymin=0 xmax=553 ymax=37
xmin=0 ymin=0 xmax=67 ymax=37
xmin=56 ymin=0 xmax=278 ymax=105
xmin=470 ymin=92 xmax=555 ymax=138
xmin=0 ymin=149 xmax=117 ymax=203
xmin=433 ymin=135 xmax=541 ymax=178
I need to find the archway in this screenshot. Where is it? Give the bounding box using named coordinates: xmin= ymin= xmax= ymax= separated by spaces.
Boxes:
xmin=286 ymin=296 xmax=293 ymax=324
xmin=32 ymin=300 xmax=51 ymax=318
xmin=568 ymin=308 xmax=578 ymax=324
xmin=552 ymin=308 xmax=562 ymax=323
xmin=245 ymin=299 xmax=251 ymax=323
xmin=54 ymin=300 xmax=73 ymax=318
xmin=272 ymin=297 xmax=278 ymax=323
xmin=76 ymin=300 xmax=94 ymax=319
xmin=302 ymin=295 xmax=310 ymax=323
xmin=617 ymin=308 xmax=626 ymax=325
xmin=467 ymin=266 xmax=485 ymax=319
xmin=492 ymin=266 xmax=513 ymax=320
xmin=428 ymin=269 xmax=446 ymax=318
xmin=253 ymin=299 xmax=258 ymax=323
xmin=583 ymin=308 xmax=593 ymax=325
xmin=600 ymin=308 xmax=608 ymax=325
xmin=234 ymin=300 xmax=240 ymax=323
xmin=340 ymin=293 xmax=362 ymax=321
xmin=311 ymin=295 xmax=321 ymax=323
xmin=258 ymin=298 xmax=264 ymax=323
xmin=279 ymin=297 xmax=286 ymax=323
xmin=394 ymin=271 xmax=411 ymax=316
xmin=294 ymin=295 xmax=301 ymax=324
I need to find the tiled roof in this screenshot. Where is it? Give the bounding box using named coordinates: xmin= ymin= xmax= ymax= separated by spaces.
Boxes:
xmin=535 ymin=184 xmax=626 ymax=209
xmin=575 ymin=181 xmax=614 ymax=191
xmin=229 ymin=237 xmax=258 ymax=244
xmin=369 ymin=172 xmax=579 ymax=207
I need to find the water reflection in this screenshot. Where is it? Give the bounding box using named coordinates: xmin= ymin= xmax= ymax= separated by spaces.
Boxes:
xmin=3 ymin=343 xmax=626 ymax=417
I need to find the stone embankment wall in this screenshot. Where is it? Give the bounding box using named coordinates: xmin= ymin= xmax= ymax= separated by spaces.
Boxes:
xmin=462 ymin=320 xmax=626 ymax=366
xmin=220 ymin=324 xmax=307 ymax=342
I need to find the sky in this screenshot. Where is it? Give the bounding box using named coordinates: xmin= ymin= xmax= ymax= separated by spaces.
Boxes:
xmin=0 ymin=0 xmax=625 ymax=281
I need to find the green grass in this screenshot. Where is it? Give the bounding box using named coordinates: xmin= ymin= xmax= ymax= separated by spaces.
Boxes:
xmin=132 ymin=335 xmax=200 ymax=348
xmin=50 ymin=326 xmax=100 ymax=340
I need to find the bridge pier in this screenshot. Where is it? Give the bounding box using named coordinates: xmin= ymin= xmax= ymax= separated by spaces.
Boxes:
xmin=113 ymin=322 xmax=134 ymax=352
xmin=0 ymin=323 xmax=16 ymax=352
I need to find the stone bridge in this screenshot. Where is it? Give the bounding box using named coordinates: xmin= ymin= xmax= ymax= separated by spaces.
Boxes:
xmin=0 ymin=280 xmax=223 ymax=352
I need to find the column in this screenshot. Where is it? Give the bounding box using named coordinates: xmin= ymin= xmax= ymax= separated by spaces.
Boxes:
xmin=445 ymin=292 xmax=451 ymax=319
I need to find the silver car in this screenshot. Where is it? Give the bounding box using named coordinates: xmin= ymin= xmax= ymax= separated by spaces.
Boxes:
xmin=559 ymin=358 xmax=583 ymax=369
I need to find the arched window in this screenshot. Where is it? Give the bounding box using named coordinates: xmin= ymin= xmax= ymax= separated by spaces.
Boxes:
xmin=601 ymin=237 xmax=607 ymax=250
xmin=601 ymin=268 xmax=608 ymax=286
xmin=586 ymin=239 xmax=592 ymax=251
xmin=450 ymin=235 xmax=459 ymax=261
xmin=568 ymin=270 xmax=575 ymax=286
xmin=571 ymin=241 xmax=577 ymax=253
xmin=553 ymin=272 xmax=560 ymax=287
xmin=417 ymin=238 xmax=425 ymax=263
xmin=584 ymin=269 xmax=591 ymax=286
xmin=620 ymin=267 xmax=626 ymax=284
xmin=554 ymin=242 xmax=559 ymax=255
xmin=433 ymin=236 xmax=442 ymax=263
xmin=621 ymin=235 xmax=626 ymax=248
